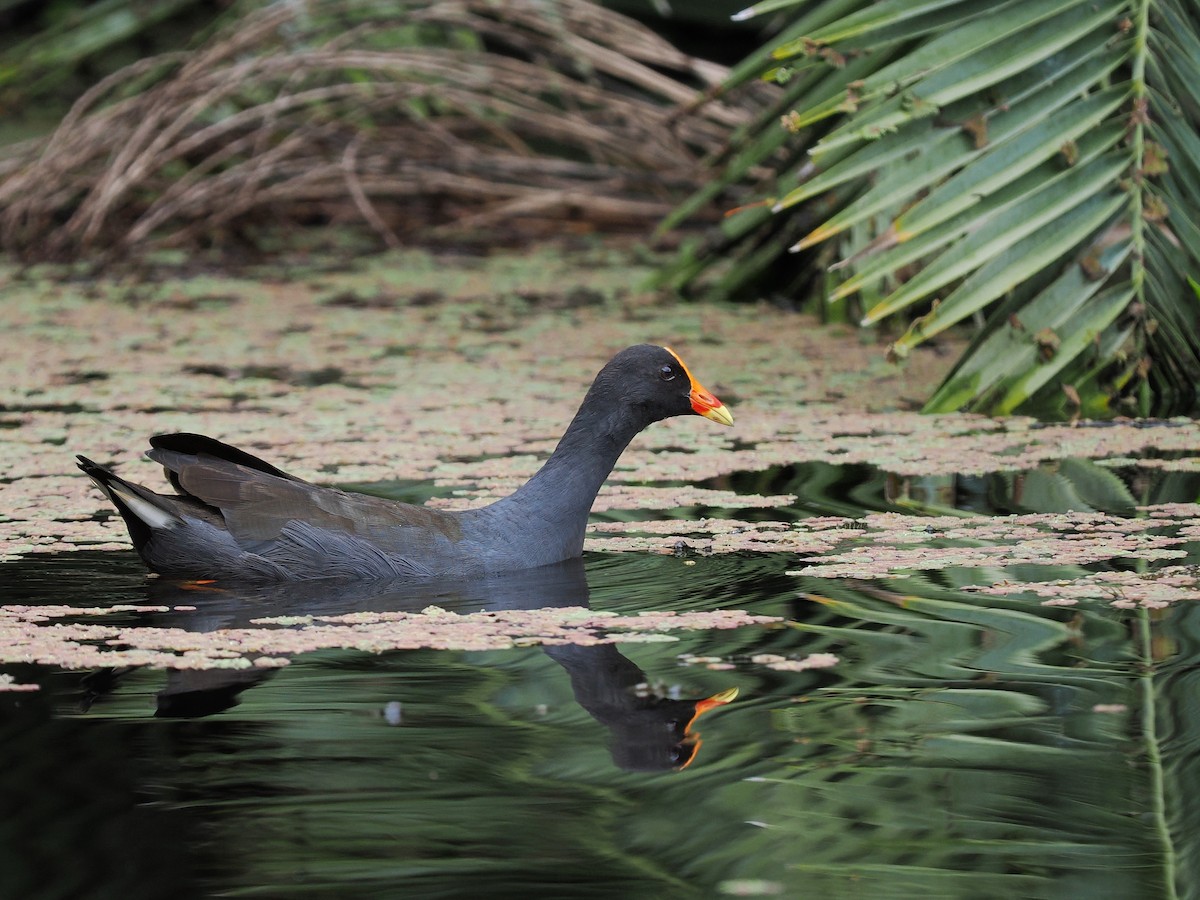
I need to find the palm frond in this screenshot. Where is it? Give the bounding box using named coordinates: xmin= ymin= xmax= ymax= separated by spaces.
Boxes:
xmin=667 ymin=0 xmax=1200 ymax=417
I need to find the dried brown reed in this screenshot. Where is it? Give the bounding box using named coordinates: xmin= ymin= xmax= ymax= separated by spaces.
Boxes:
xmin=0 ymin=0 xmax=765 ymax=260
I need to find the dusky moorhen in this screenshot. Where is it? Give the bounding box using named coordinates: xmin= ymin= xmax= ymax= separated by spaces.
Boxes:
xmin=78 ymin=344 xmax=732 ymax=581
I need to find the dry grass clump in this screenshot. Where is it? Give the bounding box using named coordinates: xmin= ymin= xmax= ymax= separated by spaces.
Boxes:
xmin=0 ymin=0 xmax=764 ymax=260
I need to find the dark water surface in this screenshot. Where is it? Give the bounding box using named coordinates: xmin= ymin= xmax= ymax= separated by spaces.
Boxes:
xmin=3 ymin=461 xmax=1197 ymax=899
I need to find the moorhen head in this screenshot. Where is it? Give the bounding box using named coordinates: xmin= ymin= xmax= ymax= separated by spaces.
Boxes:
xmin=77 ymin=344 xmax=732 ymax=581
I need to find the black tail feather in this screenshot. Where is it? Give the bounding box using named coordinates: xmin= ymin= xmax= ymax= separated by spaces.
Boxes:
xmin=77 ymin=455 xmax=171 ymax=553
xmin=149 ymin=433 xmax=299 ymax=482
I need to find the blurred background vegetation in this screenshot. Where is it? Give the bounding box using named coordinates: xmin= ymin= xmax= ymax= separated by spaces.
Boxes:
xmin=1 ymin=0 xmax=1197 ymax=421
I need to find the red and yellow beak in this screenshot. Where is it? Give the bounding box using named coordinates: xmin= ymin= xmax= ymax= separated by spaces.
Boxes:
xmin=690 ymin=686 xmax=740 ymax=721
xmin=665 ymin=347 xmax=734 ymax=427
xmin=675 ymin=687 xmax=740 ymax=770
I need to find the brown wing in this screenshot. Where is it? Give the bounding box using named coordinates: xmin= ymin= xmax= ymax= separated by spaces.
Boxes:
xmin=147 ymin=442 xmax=463 ymax=548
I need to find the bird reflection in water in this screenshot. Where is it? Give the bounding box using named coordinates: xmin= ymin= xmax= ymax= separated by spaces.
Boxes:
xmin=80 ymin=559 xmax=738 ymax=772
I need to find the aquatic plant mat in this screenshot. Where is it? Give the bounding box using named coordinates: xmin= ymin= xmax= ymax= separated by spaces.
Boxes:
xmin=3 ymin=246 xmax=1198 ymax=896
xmin=7 ymin=246 xmax=1200 ymax=618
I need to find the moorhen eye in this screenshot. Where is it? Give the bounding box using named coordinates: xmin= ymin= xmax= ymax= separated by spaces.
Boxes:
xmin=659 ymin=364 xmax=676 ymax=381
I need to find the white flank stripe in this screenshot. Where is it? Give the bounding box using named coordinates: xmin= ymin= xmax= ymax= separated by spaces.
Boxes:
xmin=111 ymin=484 xmax=179 ymax=530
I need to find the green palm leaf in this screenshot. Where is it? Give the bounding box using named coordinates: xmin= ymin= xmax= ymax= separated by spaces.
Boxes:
xmin=667 ymin=0 xmax=1200 ymax=416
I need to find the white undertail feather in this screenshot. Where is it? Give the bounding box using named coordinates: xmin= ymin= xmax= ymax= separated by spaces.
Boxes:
xmin=104 ymin=481 xmax=180 ymax=530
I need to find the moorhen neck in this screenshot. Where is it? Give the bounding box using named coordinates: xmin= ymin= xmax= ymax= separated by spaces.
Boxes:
xmin=77 ymin=344 xmax=732 ymax=581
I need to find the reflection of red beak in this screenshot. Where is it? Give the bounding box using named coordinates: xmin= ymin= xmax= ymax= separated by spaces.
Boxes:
xmin=692 ymin=686 xmax=739 ymax=719
xmin=675 ymin=687 xmax=739 ymax=770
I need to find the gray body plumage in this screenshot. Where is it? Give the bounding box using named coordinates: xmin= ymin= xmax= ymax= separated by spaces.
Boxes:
xmin=77 ymin=344 xmax=728 ymax=582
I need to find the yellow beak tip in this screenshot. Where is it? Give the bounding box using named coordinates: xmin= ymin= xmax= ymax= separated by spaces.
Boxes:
xmin=702 ymin=404 xmax=734 ymax=427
